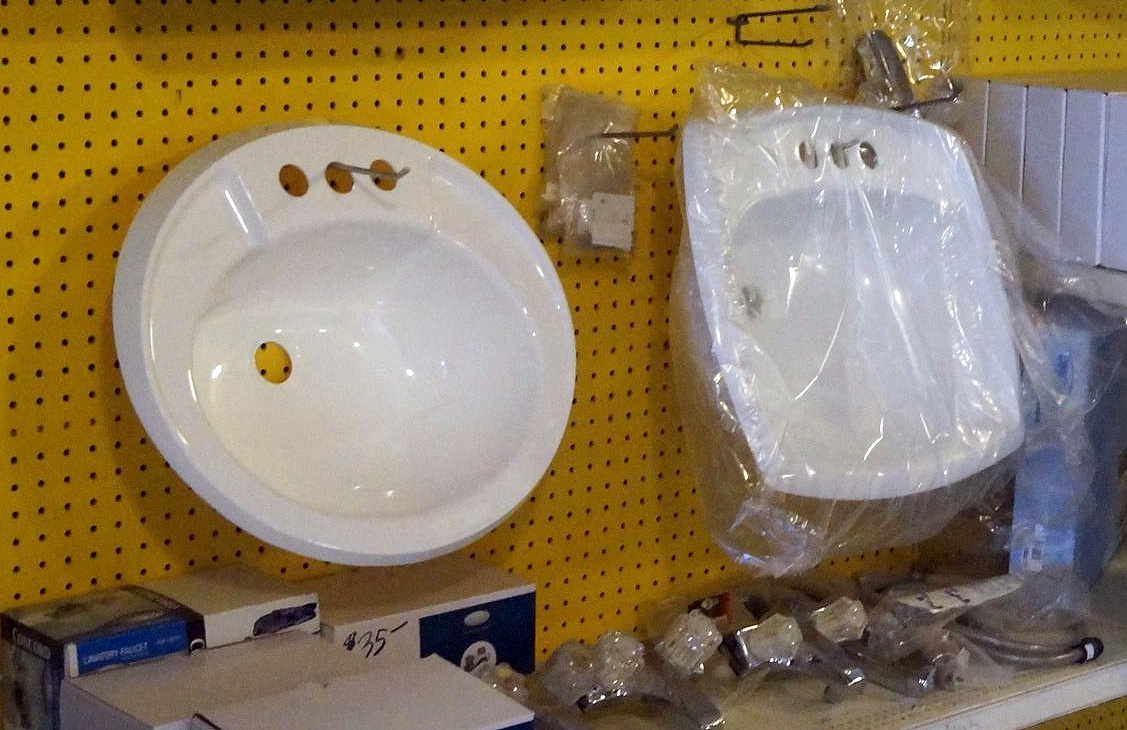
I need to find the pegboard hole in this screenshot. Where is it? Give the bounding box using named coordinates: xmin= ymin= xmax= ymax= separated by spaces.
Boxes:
xmin=255 ymin=341 xmax=292 ymax=384
xmin=369 ymin=159 xmax=399 ymax=191
xmin=325 ymin=164 xmax=354 ymax=193
xmin=278 ymin=164 xmax=309 ymax=196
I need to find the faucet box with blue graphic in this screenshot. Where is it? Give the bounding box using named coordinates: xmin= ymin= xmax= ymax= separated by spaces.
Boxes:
xmin=141 ymin=565 xmax=319 ymax=649
xmin=1 ymin=586 xmax=206 ymax=730
xmin=3 ymin=565 xmax=320 ymax=730
xmin=303 ymin=554 xmax=535 ymax=675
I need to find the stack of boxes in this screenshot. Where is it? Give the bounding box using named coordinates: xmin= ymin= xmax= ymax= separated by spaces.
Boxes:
xmin=955 ymin=73 xmax=1127 ymax=268
xmin=951 ymin=74 xmax=1127 ymax=584
xmin=1 ymin=556 xmax=536 ymax=730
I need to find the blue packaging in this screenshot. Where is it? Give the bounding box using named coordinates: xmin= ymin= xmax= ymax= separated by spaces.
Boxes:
xmin=1012 ymin=299 xmax=1127 ymax=583
xmin=1 ymin=586 xmax=204 ymax=730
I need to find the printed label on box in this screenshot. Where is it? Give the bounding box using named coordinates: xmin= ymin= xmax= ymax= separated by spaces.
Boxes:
xmin=588 ymin=193 xmax=634 ymax=251
xmin=898 ymin=575 xmax=1022 ymax=614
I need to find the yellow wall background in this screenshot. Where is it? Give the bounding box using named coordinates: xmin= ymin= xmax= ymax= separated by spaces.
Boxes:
xmin=1 ymin=0 xmax=1125 ymax=724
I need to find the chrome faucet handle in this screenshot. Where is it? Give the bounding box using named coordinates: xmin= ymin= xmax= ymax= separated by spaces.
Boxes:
xmin=578 ymin=661 xmax=725 ymax=730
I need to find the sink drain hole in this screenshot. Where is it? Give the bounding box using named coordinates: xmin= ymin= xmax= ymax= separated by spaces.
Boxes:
xmin=255 ymin=341 xmax=292 ymax=384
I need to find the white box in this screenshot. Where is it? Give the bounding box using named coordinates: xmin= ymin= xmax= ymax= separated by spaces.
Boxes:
xmin=1061 ymin=88 xmax=1106 ymax=265
xmin=957 ymin=76 xmax=988 ymax=161
xmin=61 ymin=635 xmax=532 ymax=730
xmin=984 ymin=82 xmax=1026 ymax=198
xmin=1101 ymin=94 xmax=1127 ymax=271
xmin=303 ymin=554 xmax=535 ymax=674
xmin=143 ymin=565 xmax=319 ymax=648
xmin=60 ymin=633 xmax=372 ymax=730
xmin=951 ymin=72 xmax=1127 ymax=268
xmin=195 ymin=655 xmax=532 ymax=730
xmin=1022 ymin=85 xmax=1066 ymax=235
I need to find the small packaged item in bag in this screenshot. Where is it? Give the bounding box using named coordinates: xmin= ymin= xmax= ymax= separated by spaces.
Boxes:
xmin=540 ymin=85 xmax=638 ymax=253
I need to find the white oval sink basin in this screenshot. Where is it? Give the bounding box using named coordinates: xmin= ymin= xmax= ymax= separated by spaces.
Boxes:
xmin=114 ymin=124 xmax=575 ymax=564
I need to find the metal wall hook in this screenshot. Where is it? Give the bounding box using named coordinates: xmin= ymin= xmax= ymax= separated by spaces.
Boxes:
xmin=327 ymin=161 xmax=411 ymax=181
xmin=727 ymin=4 xmax=830 ymax=48
xmin=594 ymin=124 xmax=679 ymax=141
xmin=893 ymin=79 xmax=963 ymax=112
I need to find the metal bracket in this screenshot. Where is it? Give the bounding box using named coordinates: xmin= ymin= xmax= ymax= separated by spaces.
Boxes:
xmin=893 ymin=78 xmax=964 ymax=112
xmin=727 ymin=4 xmax=831 ymax=48
xmin=192 ymin=714 xmax=225 ymax=730
xmin=327 ymin=161 xmax=411 ymax=181
xmin=594 ymin=124 xmax=679 ymax=141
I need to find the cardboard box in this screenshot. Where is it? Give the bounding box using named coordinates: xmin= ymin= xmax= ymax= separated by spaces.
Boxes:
xmin=303 ymin=554 xmax=535 ymax=674
xmin=142 ymin=565 xmax=318 ymax=648
xmin=2 ymin=586 xmax=206 ymax=730
xmin=951 ymin=72 xmax=1127 ymax=269
xmin=3 ymin=565 xmax=320 ymax=730
xmin=61 ymin=635 xmax=532 ymax=730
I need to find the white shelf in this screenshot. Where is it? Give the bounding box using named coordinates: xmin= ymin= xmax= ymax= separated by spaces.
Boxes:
xmin=590 ymin=553 xmax=1127 ymax=730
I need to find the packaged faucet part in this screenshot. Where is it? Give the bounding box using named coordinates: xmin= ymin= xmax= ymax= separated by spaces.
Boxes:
xmin=540 ymin=84 xmax=639 ymax=252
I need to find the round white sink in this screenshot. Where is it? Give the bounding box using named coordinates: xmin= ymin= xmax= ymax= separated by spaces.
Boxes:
xmin=114 ymin=124 xmax=575 ymax=564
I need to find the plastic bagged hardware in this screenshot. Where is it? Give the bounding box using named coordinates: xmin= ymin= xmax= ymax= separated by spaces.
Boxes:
xmin=540 ymin=85 xmax=638 ymax=252
xmin=536 ymin=640 xmax=598 ymax=707
xmin=592 ymin=631 xmax=647 ymax=690
xmin=835 ymin=0 xmax=966 ymax=104
xmin=536 ymin=634 xmax=724 ymax=730
xmin=479 ymin=663 xmax=593 ymax=730
xmin=854 ymin=30 xmax=916 ymax=109
xmin=865 ymin=576 xmax=1023 ymax=662
xmin=725 ymin=613 xmax=803 ymax=674
xmin=811 ymin=597 xmax=867 ymax=643
xmin=675 ymin=89 xmax=1023 ymax=574
xmin=472 ymin=662 xmax=531 ymax=705
xmin=655 ymin=610 xmax=723 ymax=675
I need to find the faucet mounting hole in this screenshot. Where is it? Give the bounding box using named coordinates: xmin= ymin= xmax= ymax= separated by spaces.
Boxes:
xmin=325 ymin=165 xmax=355 ymax=193
xmin=797 ymin=140 xmax=818 ymax=169
xmin=830 ymin=143 xmax=850 ymax=169
xmin=369 ymin=159 xmax=400 ymax=191
xmin=278 ymin=164 xmax=309 ymax=196
xmin=255 ymin=341 xmax=292 ymax=384
xmin=859 ymin=142 xmax=878 ymax=168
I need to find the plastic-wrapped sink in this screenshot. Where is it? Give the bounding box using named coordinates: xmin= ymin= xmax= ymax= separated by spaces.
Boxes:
xmin=675 ymin=105 xmax=1022 ymax=573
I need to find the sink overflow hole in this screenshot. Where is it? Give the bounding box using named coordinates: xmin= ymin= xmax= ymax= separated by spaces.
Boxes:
xmin=255 ymin=341 xmax=292 ymax=384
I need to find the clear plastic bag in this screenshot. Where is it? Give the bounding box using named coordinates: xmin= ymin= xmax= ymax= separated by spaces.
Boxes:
xmin=835 ymin=0 xmax=966 ymax=105
xmin=672 ymin=66 xmax=1127 ymax=577
xmin=539 ymin=84 xmax=638 ymax=252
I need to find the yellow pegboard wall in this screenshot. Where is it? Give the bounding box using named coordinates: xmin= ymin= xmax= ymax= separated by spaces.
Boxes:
xmin=1 ymin=0 xmax=1126 ymax=694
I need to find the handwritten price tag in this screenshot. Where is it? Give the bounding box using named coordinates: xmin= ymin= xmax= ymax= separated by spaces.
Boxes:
xmin=337 ymin=614 xmax=420 ymax=665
